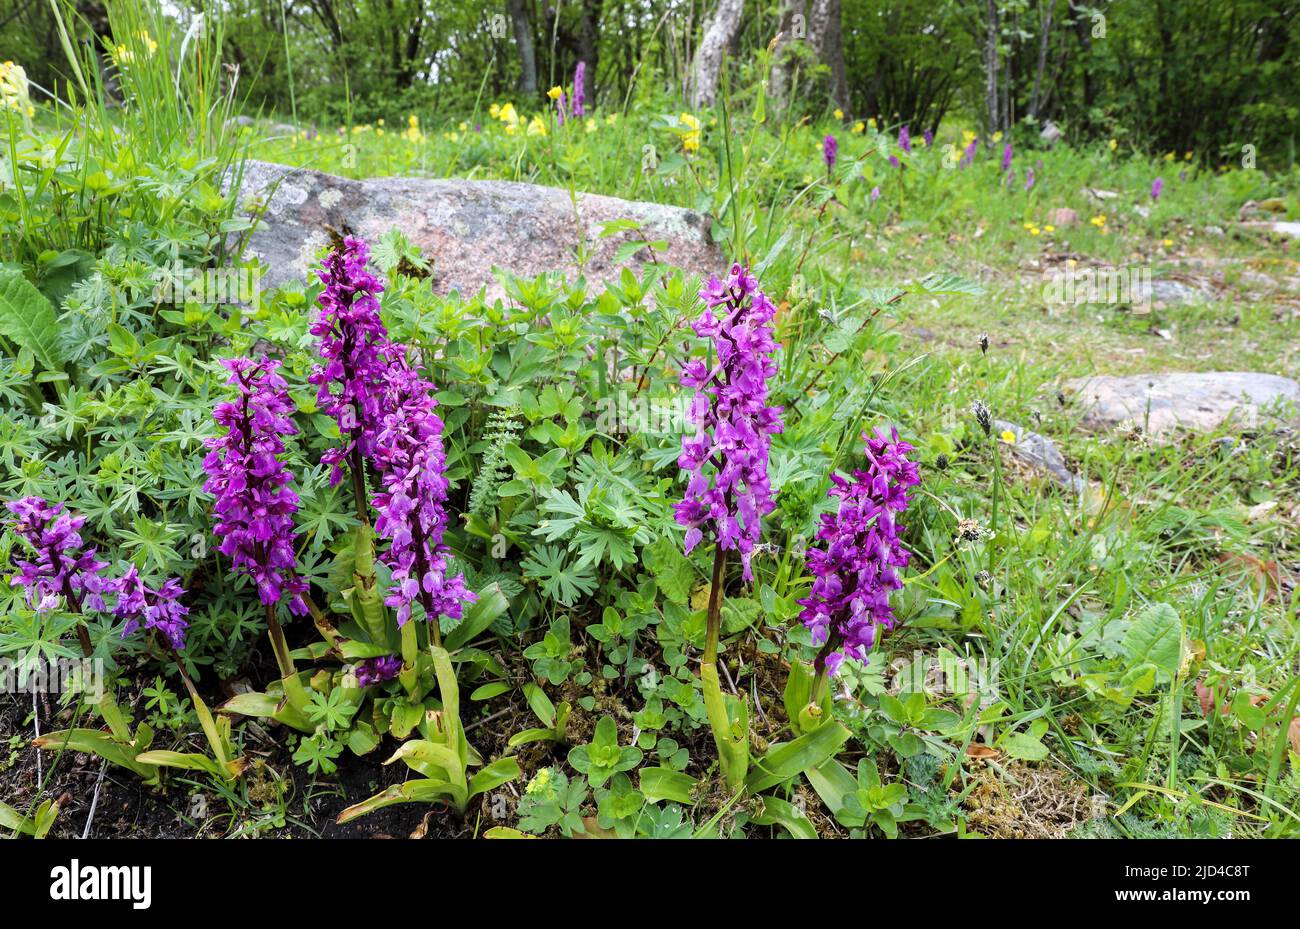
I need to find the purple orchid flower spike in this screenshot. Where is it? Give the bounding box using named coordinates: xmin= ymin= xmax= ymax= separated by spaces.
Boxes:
xmin=675 ymin=264 xmax=784 ymax=582
xmin=371 ymin=353 xmax=475 ymax=633
xmin=798 ymin=427 xmax=920 ymax=677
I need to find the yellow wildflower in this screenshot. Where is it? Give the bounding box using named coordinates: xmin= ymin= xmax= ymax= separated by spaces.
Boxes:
xmin=833 ymin=108 xmax=843 ymax=120
xmin=1090 ymin=214 xmax=1107 ymax=227
xmin=867 ymin=117 xmax=877 ymax=129
xmin=1044 ymin=224 xmax=1055 ymax=232
xmin=852 ymin=121 xmax=864 ymax=134
xmin=547 ymin=85 xmax=564 ymax=101
xmin=680 ymin=112 xmax=701 ymax=152
xmin=1164 ymin=151 xmax=1175 ymax=162
xmin=992 ymin=130 xmax=1003 ymax=142
xmin=999 ymin=430 xmax=1017 ymax=444
xmin=488 ymin=103 xmax=500 ymax=118
xmin=1108 ymin=138 xmax=1118 ymax=151
xmin=526 ymin=114 xmax=547 ymax=137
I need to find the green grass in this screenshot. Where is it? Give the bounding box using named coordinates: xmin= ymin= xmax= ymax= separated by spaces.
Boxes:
xmin=2 ymin=3 xmax=1298 ymax=839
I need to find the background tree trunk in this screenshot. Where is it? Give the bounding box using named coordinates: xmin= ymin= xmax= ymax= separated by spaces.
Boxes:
xmin=769 ymin=0 xmax=806 ymax=113
xmin=691 ymin=0 xmax=745 ymax=109
xmin=983 ymin=0 xmax=1001 ymax=134
xmin=809 ymin=0 xmax=849 ymax=115
xmin=509 ymin=0 xmax=537 ymax=95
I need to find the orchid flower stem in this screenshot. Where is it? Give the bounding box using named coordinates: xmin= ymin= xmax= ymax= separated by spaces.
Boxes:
xmin=704 ymin=545 xmax=726 ymax=666
xmin=67 ymin=603 xmax=131 ymax=742
xmin=170 ymin=649 xmax=228 ymax=769
xmin=701 ymin=545 xmax=747 ymax=792
xmin=264 ymin=603 xmax=309 ymax=712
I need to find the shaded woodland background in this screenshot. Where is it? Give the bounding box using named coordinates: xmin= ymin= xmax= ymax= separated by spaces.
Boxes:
xmin=3 ymin=1 xmax=1297 ymax=166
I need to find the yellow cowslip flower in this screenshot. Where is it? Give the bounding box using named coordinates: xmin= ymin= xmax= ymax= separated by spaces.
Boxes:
xmin=377 ymin=118 xmax=385 ymax=126
xmin=458 ymin=121 xmax=467 ymax=131
xmin=833 ymin=108 xmax=843 ymax=119
xmin=605 ymin=112 xmax=618 ymax=125
xmin=1162 ymin=238 xmax=1173 ymax=247
xmin=1030 ymin=226 xmax=1041 ymax=236
xmin=488 ymin=103 xmax=500 ymax=118
xmin=999 ymin=430 xmax=1017 ymax=444
xmin=867 ymin=117 xmax=877 ymax=128
xmin=962 ymin=129 xmax=976 ymax=145
xmin=526 ymin=114 xmax=547 ymax=137
xmin=0 ymin=61 xmax=33 ymax=117
xmin=498 ymin=102 xmax=517 ymax=124
xmin=1164 ymin=151 xmax=1175 ymax=162
xmin=1108 ymin=138 xmax=1118 ymax=151
xmin=584 ymin=118 xmax=596 ymax=134
xmin=1090 ymin=214 xmax=1107 ymax=227
xmin=409 ymin=114 xmax=420 ymax=128
xmin=1044 ymin=224 xmax=1055 ymax=232
xmin=1023 ymin=222 xmax=1033 ymax=230
xmin=852 ymin=120 xmax=864 ymax=134
xmin=377 ymin=128 xmax=385 ymax=136
xmin=1184 ymin=151 xmax=1193 ymax=161
xmin=680 ymin=112 xmax=701 ymax=152
xmin=547 ymin=85 xmax=564 ymax=101
xmin=992 ymin=130 xmax=1003 ymax=142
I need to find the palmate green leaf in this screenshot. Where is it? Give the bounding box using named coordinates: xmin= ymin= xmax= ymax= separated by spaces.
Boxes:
xmin=520 ymin=544 xmax=598 ymax=607
xmin=0 ymin=269 xmax=64 ymax=371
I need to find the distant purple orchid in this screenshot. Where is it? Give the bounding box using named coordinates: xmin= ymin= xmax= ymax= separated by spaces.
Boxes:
xmin=898 ymin=125 xmax=911 ymax=154
xmin=310 ymin=236 xmax=393 ymax=489
xmin=572 ymin=61 xmax=586 ymax=117
xmin=371 ymin=353 xmax=474 ymax=628
xmin=1001 ymin=142 xmax=1013 ymax=173
xmin=4 ymin=497 xmax=111 ymax=613
xmin=798 ymin=427 xmax=920 ymax=675
xmin=675 ymin=265 xmax=785 ymax=581
xmin=959 ymin=137 xmax=978 ymax=168
xmin=823 ymin=134 xmax=838 ymax=171
xmin=1151 ymin=176 xmax=1164 ymax=200
xmin=869 ymin=185 xmax=881 ymax=205
xmin=1025 ymin=168 xmax=1036 ymax=191
xmin=202 ymin=357 xmax=309 ymax=617
xmin=923 ymin=128 xmax=934 ymax=148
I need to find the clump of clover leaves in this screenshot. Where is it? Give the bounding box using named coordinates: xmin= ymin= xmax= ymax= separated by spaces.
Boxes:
xmin=568 ymin=715 xmax=642 ymax=787
xmin=524 ymin=616 xmax=576 ymax=684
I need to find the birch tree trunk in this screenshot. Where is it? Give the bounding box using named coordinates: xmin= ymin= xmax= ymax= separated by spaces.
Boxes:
xmin=983 ymin=0 xmax=1001 ymax=134
xmin=809 ymin=0 xmax=850 ymax=115
xmin=768 ymin=0 xmax=807 ymax=114
xmin=508 ymin=0 xmax=537 ymax=95
xmin=691 ymin=0 xmax=745 ymax=109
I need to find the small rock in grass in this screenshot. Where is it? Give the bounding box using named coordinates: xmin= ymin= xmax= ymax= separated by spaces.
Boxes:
xmin=995 ymin=420 xmax=1086 ymax=493
xmin=1047 ymin=207 xmax=1078 ymax=227
xmin=1062 ymin=372 xmax=1300 ymax=437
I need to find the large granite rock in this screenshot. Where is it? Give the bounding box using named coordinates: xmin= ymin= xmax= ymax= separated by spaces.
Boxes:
xmin=1063 ymin=372 xmax=1300 ymax=436
xmin=231 ymin=160 xmax=723 ymax=296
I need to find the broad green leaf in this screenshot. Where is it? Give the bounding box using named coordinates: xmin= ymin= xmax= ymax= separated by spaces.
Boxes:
xmin=639 ymin=766 xmax=697 ymax=804
xmin=0 ymin=269 xmax=64 ymax=371
xmin=1122 ymin=603 xmax=1183 ymax=682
